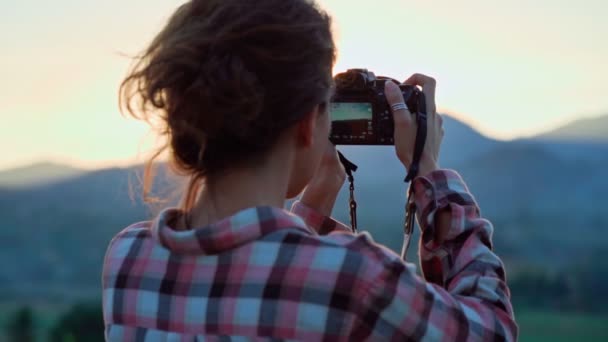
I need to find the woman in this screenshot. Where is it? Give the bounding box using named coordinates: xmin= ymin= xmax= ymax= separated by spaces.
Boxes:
xmin=103 ymin=0 xmax=518 ymax=340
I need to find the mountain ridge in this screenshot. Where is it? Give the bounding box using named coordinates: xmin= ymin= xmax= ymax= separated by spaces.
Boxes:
xmin=0 ymin=162 xmax=85 ymax=189
xmin=535 ymin=114 xmax=608 ymax=142
xmin=3 ymin=112 xmax=607 ymax=188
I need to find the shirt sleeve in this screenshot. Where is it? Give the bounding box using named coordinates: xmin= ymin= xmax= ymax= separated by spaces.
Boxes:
xmin=351 ymin=169 xmax=518 ymax=341
xmin=290 ymin=200 xmax=353 ymax=235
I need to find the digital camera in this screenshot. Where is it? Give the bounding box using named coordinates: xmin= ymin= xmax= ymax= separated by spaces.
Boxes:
xmin=329 ymin=69 xmax=425 ymax=145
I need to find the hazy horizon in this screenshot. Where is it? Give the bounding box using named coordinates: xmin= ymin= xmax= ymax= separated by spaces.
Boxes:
xmin=2 ymin=0 xmax=607 ymax=170
xmin=1 ymin=111 xmax=605 ymax=173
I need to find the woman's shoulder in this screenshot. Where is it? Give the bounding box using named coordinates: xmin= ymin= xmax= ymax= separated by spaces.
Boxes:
xmin=102 ymin=221 xmax=155 ymax=270
xmin=107 ymin=221 xmax=153 ymax=247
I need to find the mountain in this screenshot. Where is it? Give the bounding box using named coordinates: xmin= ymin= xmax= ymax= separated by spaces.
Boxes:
xmin=536 ymin=114 xmax=608 ymax=142
xmin=0 ymin=165 xmax=178 ymax=301
xmin=0 ymin=162 xmax=85 ymax=189
xmin=1 ymin=115 xmax=607 ymax=305
xmin=522 ymin=140 xmax=608 ymax=163
xmin=517 ymin=114 xmax=608 ymax=163
xmin=440 ymin=114 xmax=502 ymax=166
xmin=455 ymin=141 xmax=608 ymax=218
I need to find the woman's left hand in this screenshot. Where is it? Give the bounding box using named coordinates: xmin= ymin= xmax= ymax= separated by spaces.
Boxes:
xmin=300 ymin=140 xmax=346 ymax=217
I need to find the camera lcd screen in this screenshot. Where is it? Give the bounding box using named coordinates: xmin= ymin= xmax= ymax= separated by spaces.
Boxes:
xmin=330 ymin=102 xmax=372 ymax=121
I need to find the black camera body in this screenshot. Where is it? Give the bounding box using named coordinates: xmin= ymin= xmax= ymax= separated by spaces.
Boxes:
xmin=329 ymin=69 xmax=424 ymax=145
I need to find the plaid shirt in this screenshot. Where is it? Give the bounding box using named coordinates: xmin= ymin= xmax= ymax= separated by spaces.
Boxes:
xmin=103 ymin=170 xmax=517 ymax=341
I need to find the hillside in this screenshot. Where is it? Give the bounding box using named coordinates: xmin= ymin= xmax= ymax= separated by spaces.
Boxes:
xmin=537 ymin=114 xmax=608 ymax=142
xmin=0 ymin=162 xmax=84 ymax=189
xmin=0 ymin=165 xmax=182 ymax=301
xmin=440 ymin=114 xmax=502 ymax=165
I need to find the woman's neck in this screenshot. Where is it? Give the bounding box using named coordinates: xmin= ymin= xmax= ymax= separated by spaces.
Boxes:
xmin=184 ymin=148 xmax=293 ymax=228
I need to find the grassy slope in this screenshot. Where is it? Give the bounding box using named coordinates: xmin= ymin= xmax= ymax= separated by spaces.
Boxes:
xmin=2 ymin=306 xmax=608 ymax=341
xmin=517 ymin=310 xmax=608 ymax=342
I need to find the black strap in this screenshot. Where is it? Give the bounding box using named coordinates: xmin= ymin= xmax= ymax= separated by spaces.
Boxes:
xmin=401 ymin=185 xmax=416 ymax=260
xmin=404 ymin=93 xmax=428 ymax=183
xmin=401 ymin=93 xmax=428 ymax=260
xmin=337 ymin=151 xmax=358 ymax=233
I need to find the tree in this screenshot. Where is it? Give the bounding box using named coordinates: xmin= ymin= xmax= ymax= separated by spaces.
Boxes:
xmin=49 ymin=302 xmax=104 ymax=342
xmin=6 ymin=306 xmax=35 ymax=342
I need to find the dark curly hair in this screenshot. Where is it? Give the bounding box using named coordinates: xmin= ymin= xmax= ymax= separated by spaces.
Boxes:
xmin=120 ymin=0 xmax=336 ymax=212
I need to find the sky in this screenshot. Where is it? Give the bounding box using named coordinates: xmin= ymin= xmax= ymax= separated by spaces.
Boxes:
xmin=1 ymin=0 xmax=607 ymax=170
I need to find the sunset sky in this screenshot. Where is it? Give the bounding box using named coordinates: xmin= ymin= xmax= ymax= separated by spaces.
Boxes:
xmin=1 ymin=0 xmax=607 ymax=170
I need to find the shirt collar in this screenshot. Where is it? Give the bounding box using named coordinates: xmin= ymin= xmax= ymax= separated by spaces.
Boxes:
xmin=151 ymin=206 xmax=315 ymax=255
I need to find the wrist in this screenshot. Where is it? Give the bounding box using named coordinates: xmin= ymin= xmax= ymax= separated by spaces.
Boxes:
xmin=300 ymin=180 xmax=341 ymax=217
xmin=300 ymin=191 xmax=336 ymax=217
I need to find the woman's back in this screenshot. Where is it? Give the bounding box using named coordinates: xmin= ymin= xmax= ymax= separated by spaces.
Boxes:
xmin=104 ymin=174 xmax=517 ymax=341
xmin=104 ymin=206 xmax=380 ymax=340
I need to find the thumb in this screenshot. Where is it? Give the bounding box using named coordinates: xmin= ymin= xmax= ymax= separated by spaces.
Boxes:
xmin=385 ymin=81 xmax=413 ymax=130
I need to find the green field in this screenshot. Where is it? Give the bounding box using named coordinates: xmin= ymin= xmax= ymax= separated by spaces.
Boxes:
xmin=517 ymin=310 xmax=608 ymax=342
xmin=2 ymin=305 xmax=608 ymax=341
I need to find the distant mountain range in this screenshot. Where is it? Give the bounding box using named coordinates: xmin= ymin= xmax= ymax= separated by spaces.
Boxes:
xmin=1 ymin=114 xmax=607 ymax=304
xmin=537 ymin=114 xmax=608 ymax=142
xmin=0 ymin=162 xmax=84 ymax=189
xmin=1 ymin=113 xmax=605 ymax=187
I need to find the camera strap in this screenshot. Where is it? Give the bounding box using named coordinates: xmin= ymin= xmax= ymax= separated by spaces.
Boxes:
xmin=334 ymin=97 xmax=427 ymax=260
xmin=404 ymin=109 xmax=428 ymax=183
xmin=337 ymin=151 xmax=358 ymax=233
xmin=401 ymin=96 xmax=428 ymax=260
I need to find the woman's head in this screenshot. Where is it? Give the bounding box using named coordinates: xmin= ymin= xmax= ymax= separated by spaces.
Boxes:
xmin=121 ymin=0 xmax=336 ymax=208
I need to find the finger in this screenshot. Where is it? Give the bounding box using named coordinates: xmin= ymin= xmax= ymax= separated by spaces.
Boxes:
xmin=404 ymin=73 xmax=436 ymax=114
xmin=404 ymin=73 xmax=435 ymax=86
xmin=385 ymin=81 xmax=413 ymax=129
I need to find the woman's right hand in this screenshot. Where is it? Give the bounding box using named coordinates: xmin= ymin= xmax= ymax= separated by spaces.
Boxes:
xmin=384 ymin=74 xmax=444 ymax=178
